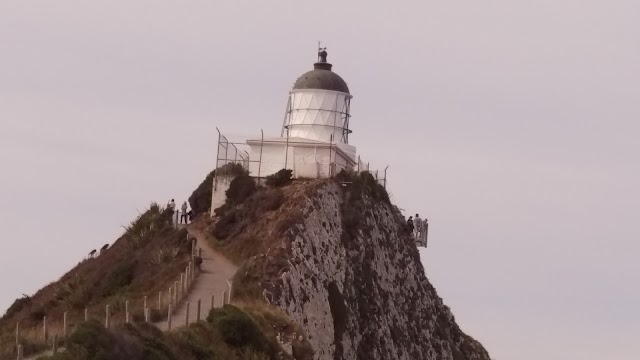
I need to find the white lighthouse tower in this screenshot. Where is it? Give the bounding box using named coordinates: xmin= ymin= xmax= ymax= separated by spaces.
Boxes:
xmin=246 ymin=48 xmax=357 ymax=178
xmin=284 ymin=48 xmax=352 ymax=144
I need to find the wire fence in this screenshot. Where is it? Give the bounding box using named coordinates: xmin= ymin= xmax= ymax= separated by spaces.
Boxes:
xmin=214 ymin=129 xmax=388 ymax=188
xmin=7 ymin=236 xmax=232 ymax=360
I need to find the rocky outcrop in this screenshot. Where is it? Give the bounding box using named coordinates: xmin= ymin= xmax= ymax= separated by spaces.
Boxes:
xmin=254 ymin=181 xmax=490 ymax=360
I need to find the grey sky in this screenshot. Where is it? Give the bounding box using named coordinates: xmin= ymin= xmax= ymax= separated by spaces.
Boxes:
xmin=1 ymin=1 xmax=638 ymax=359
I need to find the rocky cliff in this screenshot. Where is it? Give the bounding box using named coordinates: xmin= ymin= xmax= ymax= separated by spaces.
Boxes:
xmin=218 ymin=174 xmax=491 ymax=360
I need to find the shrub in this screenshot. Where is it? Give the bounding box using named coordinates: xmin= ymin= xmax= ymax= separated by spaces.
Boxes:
xmin=100 ymin=261 xmax=136 ymax=297
xmin=265 ymin=169 xmax=293 ymax=188
xmin=63 ymin=320 xmax=118 ymax=358
xmin=53 ymin=274 xmax=91 ymax=310
xmin=335 ymin=170 xmax=390 ymax=205
xmin=226 ymin=175 xmax=257 ymax=207
xmin=188 ymin=169 xmax=215 ymax=218
xmin=207 ymin=305 xmax=268 ymax=351
xmin=212 ymin=188 xmax=284 ymax=240
xmin=3 ymin=295 xmax=31 ymax=318
xmin=231 ymin=261 xmax=264 ymax=300
xmin=217 ymin=163 xmax=247 ymax=177
xmin=149 ymin=247 xmax=180 ymax=266
xmin=29 ymin=306 xmax=46 ymax=321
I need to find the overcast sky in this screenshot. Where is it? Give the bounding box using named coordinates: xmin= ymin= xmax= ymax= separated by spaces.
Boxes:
xmin=1 ymin=1 xmax=638 ymax=359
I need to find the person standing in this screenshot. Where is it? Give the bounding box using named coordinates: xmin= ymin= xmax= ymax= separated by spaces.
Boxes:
xmin=168 ymin=199 xmax=177 ymax=226
xmin=407 ymin=216 xmax=414 ymax=237
xmin=180 ymin=201 xmax=188 ymax=224
xmin=414 ymin=214 xmax=422 ymax=239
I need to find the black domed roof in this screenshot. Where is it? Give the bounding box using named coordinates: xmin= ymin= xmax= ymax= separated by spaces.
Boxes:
xmin=292 ymin=62 xmax=350 ymax=94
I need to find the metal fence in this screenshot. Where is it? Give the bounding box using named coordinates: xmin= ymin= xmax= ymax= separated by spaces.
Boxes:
xmin=214 ymin=129 xmax=388 ymax=188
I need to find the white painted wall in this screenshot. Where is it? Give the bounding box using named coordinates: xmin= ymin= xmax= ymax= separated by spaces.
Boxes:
xmin=210 ymin=175 xmax=235 ymax=217
xmin=248 ymin=141 xmax=354 ymax=179
xmin=287 ymin=89 xmax=351 ymax=143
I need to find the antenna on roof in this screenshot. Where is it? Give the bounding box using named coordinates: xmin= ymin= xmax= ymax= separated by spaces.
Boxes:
xmin=317 ymin=41 xmax=328 ymax=63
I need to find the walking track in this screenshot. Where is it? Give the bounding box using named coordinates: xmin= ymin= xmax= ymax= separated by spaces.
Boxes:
xmin=155 ymin=225 xmax=238 ymax=330
xmin=24 ymin=225 xmax=237 ymax=359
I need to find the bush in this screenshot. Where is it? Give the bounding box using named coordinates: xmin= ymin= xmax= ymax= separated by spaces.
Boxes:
xmin=188 ymin=169 xmax=215 ymax=218
xmin=53 ymin=274 xmax=91 ymax=310
xmin=207 ymin=305 xmax=269 ymax=351
xmin=217 ymin=163 xmax=247 ymax=177
xmin=212 ymin=188 xmax=284 ymax=240
xmin=63 ymin=320 xmax=118 ymax=358
xmin=226 ymin=175 xmax=257 ymax=207
xmin=335 ymin=170 xmax=390 ymax=205
xmin=265 ymin=169 xmax=293 ymax=188
xmin=3 ymin=295 xmax=31 ymax=318
xmin=100 ymin=261 xmax=136 ymax=297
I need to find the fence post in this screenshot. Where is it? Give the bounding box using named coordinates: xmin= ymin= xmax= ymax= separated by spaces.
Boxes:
xmin=145 ymin=308 xmax=150 ymax=323
xmin=43 ymin=316 xmax=48 ymax=343
xmin=125 ymin=300 xmax=130 ymax=324
xmin=15 ymin=322 xmax=19 ymax=347
xmin=143 ymin=296 xmax=148 ymax=316
xmin=179 ymin=275 xmax=184 ymax=300
xmin=173 ymin=281 xmax=178 ymax=306
xmin=167 ymin=305 xmax=172 ymax=331
xmin=16 ymin=344 xmax=23 ymax=360
xmin=63 ymin=311 xmax=68 ymax=337
xmin=193 ymin=261 xmax=197 ymax=279
xmin=105 ymin=305 xmax=111 ymax=329
xmin=227 ymin=280 xmax=232 ymax=304
xmin=185 ymin=301 xmax=190 ymax=326
xmin=84 ymin=308 xmax=89 ymax=322
xmin=52 ymin=334 xmax=58 ymax=354
xmin=197 ymin=299 xmax=201 ymax=322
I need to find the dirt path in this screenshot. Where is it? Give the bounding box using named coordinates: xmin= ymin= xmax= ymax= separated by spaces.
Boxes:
xmin=155 ymin=225 xmax=238 ymax=330
xmin=25 ymin=225 xmax=237 ymax=359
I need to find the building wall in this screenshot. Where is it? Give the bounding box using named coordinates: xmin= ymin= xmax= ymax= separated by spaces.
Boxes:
xmin=210 ymin=175 xmax=235 ymax=217
xmin=287 ymin=89 xmax=351 ymax=143
xmin=248 ymin=142 xmax=352 ymax=179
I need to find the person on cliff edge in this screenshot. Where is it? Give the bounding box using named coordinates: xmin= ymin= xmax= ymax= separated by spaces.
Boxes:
xmin=180 ymin=201 xmax=188 ymax=224
xmin=407 ymin=216 xmax=414 ymax=237
xmin=414 ymin=214 xmax=423 ymax=239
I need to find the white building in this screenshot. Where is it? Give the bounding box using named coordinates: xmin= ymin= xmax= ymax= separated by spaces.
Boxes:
xmin=211 ymin=49 xmax=360 ymax=215
xmin=247 ymin=48 xmax=357 ymax=179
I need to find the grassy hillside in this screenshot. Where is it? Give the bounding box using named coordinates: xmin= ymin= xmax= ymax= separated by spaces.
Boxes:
xmin=35 ymin=303 xmax=312 ymax=360
xmin=0 ymin=172 xmax=316 ymax=360
xmin=0 ymin=204 xmax=193 ymax=359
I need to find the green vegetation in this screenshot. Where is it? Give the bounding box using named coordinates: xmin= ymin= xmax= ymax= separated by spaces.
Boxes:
xmin=334 ymin=170 xmax=390 ymax=234
xmin=2 ymin=167 xmax=318 ymax=360
xmin=188 ymin=163 xmax=248 ymax=219
xmin=214 ymin=175 xmax=258 ymax=217
xmin=213 ymin=187 xmax=284 ymax=241
xmin=35 ymin=305 xmax=312 ymax=360
xmin=265 ymin=169 xmax=293 ymax=188
xmin=0 ymin=203 xmax=191 ymax=360
xmin=207 ymin=305 xmax=271 ymax=352
xmin=188 ymin=169 xmax=216 ymax=218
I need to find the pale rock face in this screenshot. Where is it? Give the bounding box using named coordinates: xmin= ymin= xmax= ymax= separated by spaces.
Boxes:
xmin=264 ymin=183 xmax=490 ymax=360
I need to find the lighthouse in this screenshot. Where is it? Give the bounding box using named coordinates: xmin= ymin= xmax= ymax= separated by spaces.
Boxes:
xmin=246 ymin=48 xmax=357 ymax=178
